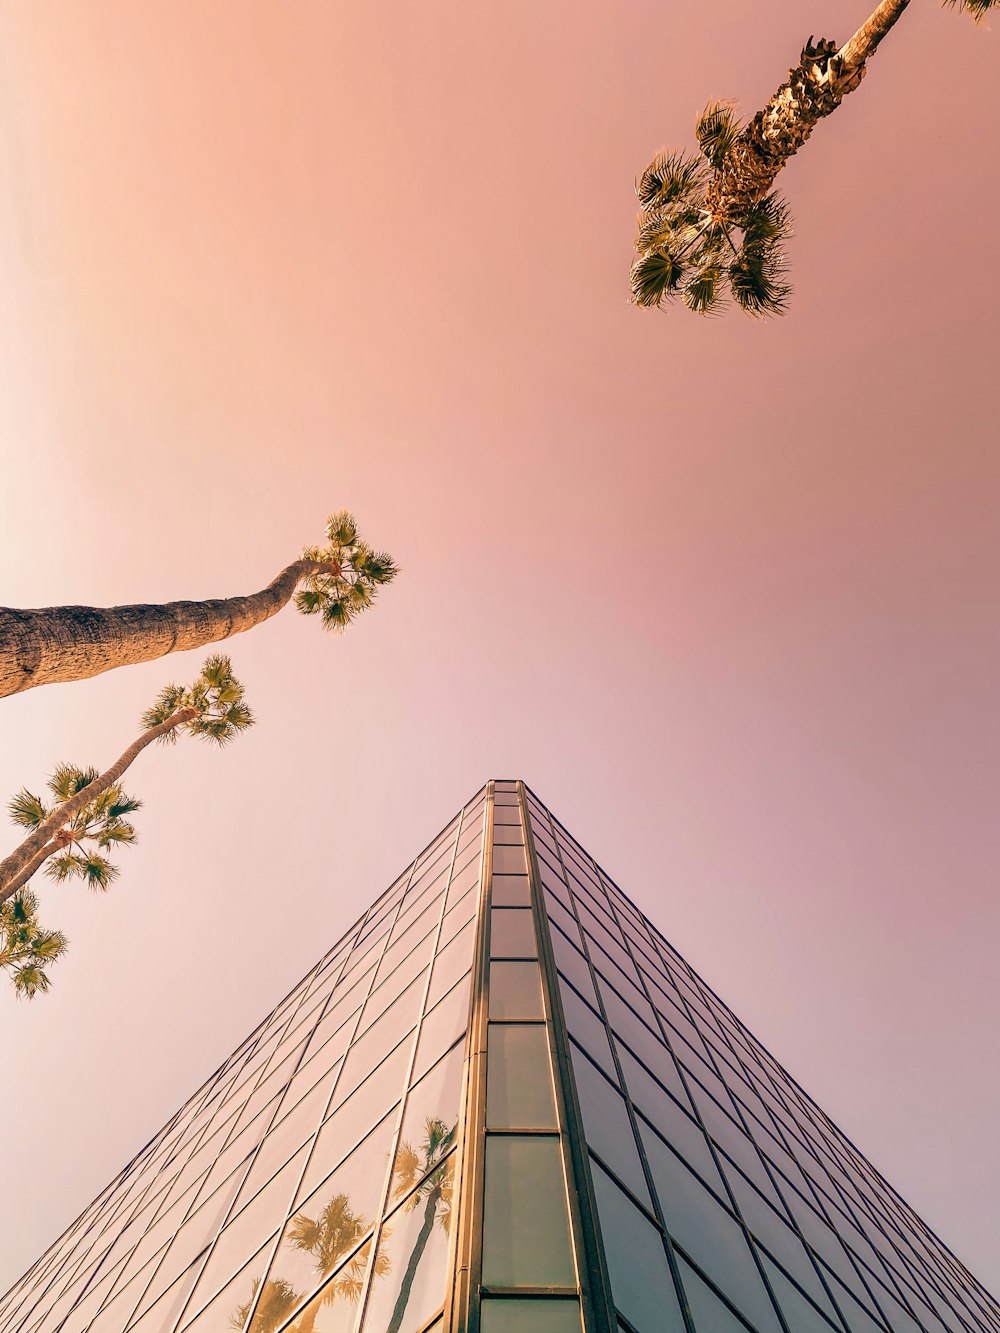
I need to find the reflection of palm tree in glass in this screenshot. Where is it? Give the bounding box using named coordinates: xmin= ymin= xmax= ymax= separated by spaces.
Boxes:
xmin=229 ymin=1193 xmax=386 ymax=1333
xmin=286 ymin=1193 xmax=389 ymax=1332
xmin=385 ymin=1119 xmax=457 ymax=1333
xmin=230 ymin=1277 xmax=301 ymax=1332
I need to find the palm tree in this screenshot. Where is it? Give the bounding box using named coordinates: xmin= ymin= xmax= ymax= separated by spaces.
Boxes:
xmin=0 ymin=656 xmax=252 ymax=993
xmin=7 ymin=766 xmax=142 ymax=897
xmin=385 ymin=1119 xmax=457 ymax=1333
xmin=631 ymin=0 xmax=996 ymax=315
xmin=0 ymin=889 xmax=67 ymax=998
xmin=0 ymin=511 xmax=398 ymax=699
xmin=282 ymin=1193 xmax=388 ymax=1332
xmin=230 ymin=1277 xmax=303 ymax=1333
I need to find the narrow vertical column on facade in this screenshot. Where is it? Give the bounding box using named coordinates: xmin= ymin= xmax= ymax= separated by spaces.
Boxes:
xmin=449 ymin=781 xmax=591 ymax=1333
xmin=519 ymin=785 xmax=617 ymax=1333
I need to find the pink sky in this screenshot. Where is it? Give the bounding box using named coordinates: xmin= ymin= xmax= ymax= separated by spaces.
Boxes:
xmin=1 ymin=0 xmax=998 ymax=1299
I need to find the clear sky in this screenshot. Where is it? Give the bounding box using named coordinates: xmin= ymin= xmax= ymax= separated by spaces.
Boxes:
xmin=1 ymin=0 xmax=998 ymax=1301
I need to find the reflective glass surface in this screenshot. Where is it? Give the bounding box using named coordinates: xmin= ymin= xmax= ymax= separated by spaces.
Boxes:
xmin=482 ymin=1137 xmax=576 ymax=1288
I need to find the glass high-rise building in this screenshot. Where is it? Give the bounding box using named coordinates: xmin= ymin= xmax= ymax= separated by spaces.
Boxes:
xmin=2 ymin=781 xmax=996 ymax=1333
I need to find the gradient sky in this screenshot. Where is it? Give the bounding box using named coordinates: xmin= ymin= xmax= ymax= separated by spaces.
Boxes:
xmin=1 ymin=0 xmax=998 ymax=1301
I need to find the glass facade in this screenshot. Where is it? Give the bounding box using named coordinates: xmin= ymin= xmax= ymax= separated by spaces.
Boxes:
xmin=2 ymin=781 xmax=996 ymax=1333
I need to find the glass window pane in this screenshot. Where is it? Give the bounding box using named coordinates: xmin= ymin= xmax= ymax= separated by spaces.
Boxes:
xmin=427 ymin=918 xmax=476 ymax=1010
xmin=487 ymin=1025 xmax=557 ymax=1130
xmin=266 ymin=1237 xmax=374 ymax=1333
xmin=493 ymin=824 xmax=525 ymax=845
xmin=640 ymin=1123 xmax=782 ymax=1333
xmin=391 ymin=1041 xmax=465 ymax=1198
xmin=481 ymin=1298 xmax=582 ymax=1333
xmin=492 ymin=844 xmax=527 ymax=875
xmin=589 ymin=1161 xmax=685 ymax=1333
xmin=361 ymin=1155 xmax=457 ymax=1333
xmin=490 ymin=962 xmax=544 ymax=1021
xmin=557 ymin=983 xmax=615 ymax=1079
xmin=413 ymin=974 xmax=472 ymax=1082
xmin=677 ymin=1258 xmax=751 ymax=1333
xmin=490 ymin=909 xmax=537 ymax=959
xmin=491 ymin=874 xmax=530 ymax=906
xmin=570 ymin=1045 xmax=650 ymax=1206
xmin=263 ymin=1116 xmax=394 ymax=1325
xmin=177 ymin=1243 xmax=272 ymax=1331
xmin=297 ymin=1040 xmax=409 ymax=1206
xmin=483 ymin=1137 xmax=575 ymax=1288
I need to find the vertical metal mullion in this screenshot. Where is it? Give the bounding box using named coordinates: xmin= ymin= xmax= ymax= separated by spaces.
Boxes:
xmin=521 ymin=785 xmax=617 ymax=1333
xmin=350 ymin=799 xmax=475 ymax=1333
xmin=529 ymin=797 xmax=692 ymax=1333
xmin=447 ymin=782 xmax=495 ymax=1333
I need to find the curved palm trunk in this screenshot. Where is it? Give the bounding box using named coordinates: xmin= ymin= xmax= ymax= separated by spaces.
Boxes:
xmin=385 ymin=1191 xmax=438 ymax=1333
xmin=705 ymin=0 xmax=911 ymax=225
xmin=0 ymin=557 xmax=337 ymax=699
xmin=0 ymin=706 xmax=196 ymax=904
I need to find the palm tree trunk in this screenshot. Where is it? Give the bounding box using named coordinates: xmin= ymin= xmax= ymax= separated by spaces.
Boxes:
xmin=0 ymin=557 xmax=339 ymax=699
xmin=705 ymin=0 xmax=911 ymax=225
xmin=385 ymin=1192 xmax=438 ymax=1333
xmin=0 ymin=707 xmax=196 ymax=905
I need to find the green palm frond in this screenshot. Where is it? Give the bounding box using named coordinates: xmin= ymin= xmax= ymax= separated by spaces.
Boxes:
xmin=97 ymin=821 xmax=138 ymax=848
xmin=729 ymin=204 xmax=792 ymax=317
xmin=630 ymin=250 xmax=687 ymax=308
xmin=48 ymin=764 xmax=99 ymax=801
xmin=11 ymin=963 xmax=52 ymax=998
xmin=741 ymin=193 xmax=792 ymax=249
xmin=637 ymin=151 xmax=706 ymax=209
xmin=944 ymin=0 xmax=997 ymax=17
xmin=31 ymin=929 xmax=68 ymax=961
xmin=2 ymin=892 xmax=68 ymax=998
xmin=44 ymin=852 xmax=86 ymax=883
xmin=695 ymin=100 xmax=741 ymax=168
xmin=8 ymin=789 xmax=49 ymax=828
xmin=297 ymin=513 xmax=399 ymax=635
xmin=141 ymin=683 xmax=188 ymax=736
xmin=107 ymin=796 xmax=143 ymax=819
xmin=326 ymin=510 xmax=359 ymax=548
xmin=683 ymin=262 xmax=724 ymax=315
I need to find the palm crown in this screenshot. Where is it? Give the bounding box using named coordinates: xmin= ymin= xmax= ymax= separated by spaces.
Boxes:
xmin=8 ymin=768 xmax=142 ymax=893
xmin=0 ymin=889 xmax=68 ymax=998
xmin=141 ymin=654 xmax=254 ymax=745
xmin=296 ymin=511 xmax=400 ymax=633
xmin=631 ymin=102 xmax=792 ymax=317
xmin=633 ymin=0 xmax=997 ymax=317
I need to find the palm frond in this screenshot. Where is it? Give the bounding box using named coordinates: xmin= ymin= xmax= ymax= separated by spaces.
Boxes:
xmin=97 ymin=821 xmax=138 ymax=848
xmin=683 ymin=262 xmax=724 ymax=315
xmin=695 ymin=100 xmax=741 ymax=169
xmin=741 ymin=193 xmax=793 ymax=249
xmin=12 ymin=963 xmax=52 ymax=998
xmin=729 ymin=229 xmax=791 ymax=318
xmin=108 ymin=796 xmax=143 ymax=819
xmin=943 ymin=0 xmax=997 ymax=18
xmin=8 ymin=789 xmax=49 ymax=828
xmin=326 ymin=510 xmax=359 ymax=547
xmin=354 ymin=550 xmax=399 ymax=585
xmin=637 ymin=151 xmax=706 ymax=210
xmin=630 ymin=251 xmax=687 ymax=307
xmin=48 ymin=764 xmax=99 ymax=801
xmin=141 ymin=683 xmax=188 ymax=735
